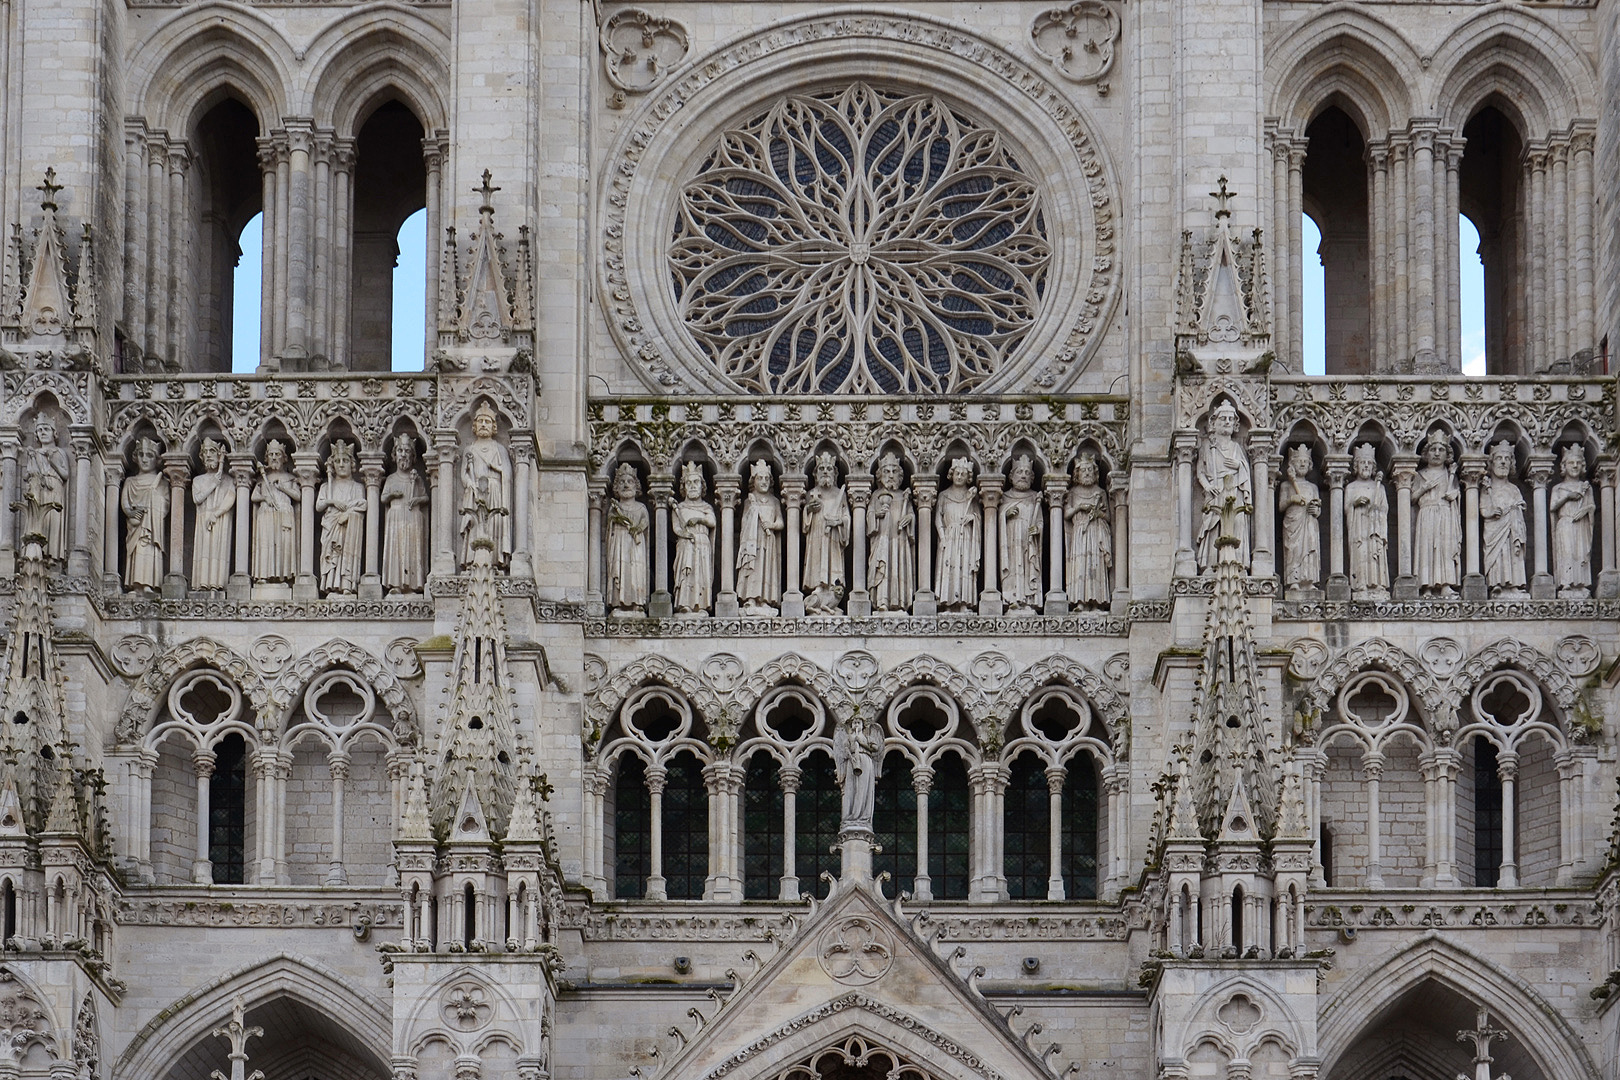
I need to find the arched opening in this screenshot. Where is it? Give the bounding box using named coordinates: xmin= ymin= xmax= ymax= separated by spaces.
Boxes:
xmin=794 ymin=750 xmax=839 ymax=896
xmin=873 ymin=751 xmax=917 ymax=895
xmin=350 ymin=101 xmax=427 ymax=371
xmin=1061 ymin=754 xmax=1100 ymax=900
xmin=1326 ymin=979 xmax=1545 ymax=1080
xmin=192 ymin=97 xmax=264 ymax=373
xmin=742 ymin=751 xmax=785 ymax=900
xmin=208 ymin=733 xmax=248 ymax=885
xmin=1459 ymin=106 xmax=1526 ymax=375
xmin=1301 ymin=214 xmax=1325 ymax=376
xmin=1459 ymin=213 xmax=1486 ymax=374
xmin=661 ymin=750 xmax=709 ymax=900
xmin=1003 ymin=751 xmax=1049 ymax=900
xmin=231 ymin=213 xmax=263 ymax=373
xmin=1301 ymin=106 xmax=1371 ymax=374
xmin=462 ymin=882 xmax=476 ymax=949
xmin=392 ymin=208 xmax=428 ymax=371
xmin=157 ymin=996 xmax=388 ymax=1080
xmin=612 ymin=754 xmax=650 ymax=899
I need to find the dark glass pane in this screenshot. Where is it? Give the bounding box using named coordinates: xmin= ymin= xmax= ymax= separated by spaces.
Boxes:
xmin=929 ymin=755 xmax=971 ymax=900
xmin=873 ymin=753 xmax=916 ymax=895
xmin=614 ymin=756 xmax=651 ymax=899
xmin=1004 ymin=753 xmax=1049 ymax=899
xmin=1474 ymin=737 xmax=1503 ymax=888
xmin=1063 ymin=756 xmax=1100 ymax=899
xmin=744 ymin=754 xmax=784 ymax=899
xmin=209 ymin=733 xmax=247 ymax=885
xmin=797 ymin=752 xmax=840 ymax=893
xmin=663 ymin=752 xmax=710 ymax=900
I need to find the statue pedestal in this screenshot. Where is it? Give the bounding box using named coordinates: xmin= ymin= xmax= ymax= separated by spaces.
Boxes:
xmin=162 ymin=573 xmax=187 ymax=599
xmin=227 ymin=572 xmax=250 ymax=601
xmin=1043 ymin=590 xmax=1069 ymax=616
xmin=1530 ymin=572 xmax=1555 ymax=599
xmin=359 ymin=574 xmax=383 ymax=600
xmin=838 ymin=828 xmax=875 ymax=885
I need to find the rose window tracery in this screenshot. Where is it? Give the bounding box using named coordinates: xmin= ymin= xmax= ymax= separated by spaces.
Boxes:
xmin=670 ymin=83 xmax=1051 ymax=394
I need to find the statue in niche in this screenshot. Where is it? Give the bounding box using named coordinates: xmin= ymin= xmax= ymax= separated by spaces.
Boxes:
xmin=458 ymin=401 xmax=513 ymax=570
xmin=1196 ymin=401 xmax=1252 ymax=571
xmin=381 ymin=434 xmax=430 ymax=595
xmin=832 ymin=713 xmax=880 ymax=832
xmin=999 ymin=455 xmax=1043 ymax=614
xmin=18 ymin=413 xmax=67 ymax=561
xmin=1412 ymin=431 xmax=1461 ymax=597
xmin=1064 ymin=452 xmax=1112 ymax=609
xmin=1550 ymin=444 xmax=1594 ymax=598
xmin=935 ymin=457 xmax=982 ymax=611
xmin=867 ymin=453 xmax=915 ymax=613
xmin=120 ymin=436 xmax=166 ymax=591
xmin=605 ymin=463 xmax=650 ymax=616
xmin=250 ymin=439 xmax=300 ymax=584
xmin=801 ymin=452 xmax=849 ymax=615
xmin=190 ymin=437 xmax=235 ymax=590
xmin=671 ymin=462 xmax=716 ymax=615
xmin=1480 ymin=440 xmax=1528 ymax=597
xmin=1345 ymin=444 xmax=1390 ymax=601
xmin=317 ymin=441 xmax=367 ymax=595
xmin=736 ymin=460 xmax=784 ymax=616
xmin=1277 ymin=444 xmax=1321 ymax=594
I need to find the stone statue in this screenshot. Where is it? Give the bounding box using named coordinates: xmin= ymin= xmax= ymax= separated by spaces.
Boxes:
xmin=316 ymin=440 xmax=367 ymax=596
xmin=250 ymin=439 xmax=299 ymax=584
xmin=1196 ymin=401 xmax=1252 ymax=571
xmin=736 ymin=460 xmax=784 ymax=616
xmin=1000 ymin=455 xmax=1043 ymax=614
xmin=1480 ymin=440 xmax=1527 ymax=597
xmin=832 ymin=714 xmax=880 ymax=832
xmin=381 ymin=434 xmax=430 ymax=595
xmin=935 ymin=457 xmax=981 ymax=611
xmin=1278 ymin=444 xmax=1320 ymax=594
xmin=458 ymin=401 xmax=513 ymax=570
xmin=190 ymin=437 xmax=235 ymax=590
xmin=120 ymin=436 xmax=166 ymax=591
xmin=671 ymin=461 xmax=716 ymax=615
xmin=605 ymin=463 xmax=650 ymax=616
xmin=1345 ymin=444 xmax=1389 ymax=601
xmin=18 ymin=413 xmax=67 ymax=561
xmin=801 ymin=451 xmax=849 ymax=615
xmin=1550 ymin=444 xmax=1594 ymax=598
xmin=1412 ymin=431 xmax=1461 ymax=597
xmin=867 ymin=453 xmax=915 ymax=613
xmin=1064 ymin=452 xmax=1111 ymax=609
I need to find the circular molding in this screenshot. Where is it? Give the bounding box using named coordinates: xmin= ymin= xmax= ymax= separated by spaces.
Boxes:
xmin=817 ymin=914 xmax=894 ymax=985
xmin=600 ymin=9 xmax=1120 ymax=394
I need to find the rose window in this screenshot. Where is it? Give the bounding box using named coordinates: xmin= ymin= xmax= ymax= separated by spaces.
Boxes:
xmin=670 ymin=83 xmax=1051 ymax=395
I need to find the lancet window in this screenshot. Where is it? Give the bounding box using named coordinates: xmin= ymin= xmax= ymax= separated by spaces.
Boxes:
xmin=1000 ymin=686 xmax=1108 ymax=901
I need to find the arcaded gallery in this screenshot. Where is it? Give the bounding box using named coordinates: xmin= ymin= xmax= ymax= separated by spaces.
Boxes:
xmin=0 ymin=0 xmax=1615 ymax=1076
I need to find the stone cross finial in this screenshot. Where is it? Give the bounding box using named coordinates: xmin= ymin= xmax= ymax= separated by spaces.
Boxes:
xmin=209 ymin=997 xmax=264 ymax=1080
xmin=36 ymin=168 xmax=62 ymax=211
xmin=1209 ymin=175 xmax=1235 ymax=219
xmin=1456 ymin=1006 xmax=1510 ymax=1080
xmin=474 ymin=169 xmax=501 ymax=212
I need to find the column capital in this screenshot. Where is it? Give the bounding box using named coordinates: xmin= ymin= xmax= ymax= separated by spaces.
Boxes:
xmin=191 ymin=748 xmax=217 ymax=778
xmin=1459 ymin=456 xmax=1486 ymax=486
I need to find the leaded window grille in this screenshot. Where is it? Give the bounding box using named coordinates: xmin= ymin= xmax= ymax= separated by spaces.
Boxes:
xmin=873 ymin=752 xmax=918 ymax=895
xmin=209 ymin=733 xmax=248 ymax=885
xmin=1004 ymin=752 xmax=1050 ymax=899
xmin=671 ymin=82 xmax=1050 ymax=395
xmin=1063 ymin=756 xmax=1100 ymax=900
xmin=1473 ymin=736 xmax=1503 ymax=888
xmin=743 ymin=753 xmax=785 ymax=900
xmin=795 ymin=751 xmax=840 ymax=891
xmin=662 ymin=751 xmax=709 ymax=900
xmin=928 ymin=754 xmax=972 ymax=900
xmin=614 ymin=755 xmax=651 ymax=899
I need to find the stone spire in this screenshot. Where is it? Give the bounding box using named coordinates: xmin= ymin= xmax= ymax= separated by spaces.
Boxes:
xmin=429 ymin=520 xmax=518 ymax=839
xmin=1187 ymin=490 xmax=1278 ymax=839
xmin=3 ymin=169 xmax=97 ymax=364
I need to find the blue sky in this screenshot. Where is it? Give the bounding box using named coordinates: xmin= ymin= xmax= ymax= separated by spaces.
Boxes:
xmin=235 ymin=212 xmax=1487 ymax=377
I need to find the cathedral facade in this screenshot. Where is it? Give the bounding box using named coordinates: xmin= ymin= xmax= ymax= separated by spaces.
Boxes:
xmin=0 ymin=0 xmax=1615 ymax=1076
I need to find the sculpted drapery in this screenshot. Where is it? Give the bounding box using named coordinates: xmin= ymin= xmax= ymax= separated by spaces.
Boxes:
xmin=934 ymin=458 xmax=981 ymax=610
xmin=250 ymin=439 xmax=300 ymax=584
xmin=867 ymin=453 xmax=915 ymax=612
xmin=1412 ymin=432 xmax=1461 ymax=596
xmin=671 ymin=462 xmax=716 ymax=615
xmin=606 ymin=463 xmax=650 ymax=615
xmin=20 ymin=414 xmax=68 ymax=561
xmin=382 ymin=435 xmax=430 ymax=594
xmin=736 ymin=460 xmax=784 ymax=615
xmin=1278 ymin=444 xmax=1320 ymax=593
xmin=316 ymin=441 xmax=367 ymax=595
xmin=802 ymin=453 xmax=849 ymax=615
xmin=191 ymin=438 xmax=235 ymax=590
xmin=1345 ymin=444 xmax=1389 ymax=600
xmin=1480 ymin=441 xmax=1527 ymax=596
xmin=1550 ymin=445 xmax=1594 ymax=597
xmin=1195 ymin=401 xmax=1251 ymax=571
xmin=1064 ymin=453 xmax=1111 ymax=609
xmin=459 ymin=402 xmax=514 ymax=569
xmin=999 ymin=455 xmax=1043 ymax=613
xmin=121 ymin=437 xmax=167 ymax=590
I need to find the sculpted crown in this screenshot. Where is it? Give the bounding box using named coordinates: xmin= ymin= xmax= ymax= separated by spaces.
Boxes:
xmin=1561 ymin=444 xmax=1586 ymax=472
xmin=749 ymin=459 xmax=773 ymax=486
xmin=614 ymin=461 xmax=640 ymax=492
xmin=328 ymin=440 xmax=356 ymax=469
xmin=680 ymin=461 xmax=704 ymax=489
xmin=1289 ymin=444 xmax=1314 ymax=472
xmin=1353 ymin=443 xmax=1377 ymax=469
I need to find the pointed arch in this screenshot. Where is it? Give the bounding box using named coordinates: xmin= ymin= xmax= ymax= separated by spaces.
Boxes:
xmin=305 ymin=6 xmax=452 ymax=135
xmin=736 ymin=654 xmax=855 ymax=726
xmin=1431 ymin=7 xmax=1596 ymax=133
xmin=1266 ymin=5 xmax=1421 ymax=134
xmin=117 ymin=638 xmax=271 ymax=745
xmin=586 ymin=655 xmax=723 ymax=751
xmin=1305 ymin=637 xmax=1446 ymax=729
xmin=269 ymin=639 xmax=418 ymax=745
xmin=1317 ymin=934 xmax=1599 ymax=1080
xmin=399 ymin=964 xmax=527 ymax=1059
xmin=113 ymin=953 xmax=391 ymax=1080
xmin=128 ymin=3 xmax=294 ymax=131
xmin=871 ymin=658 xmax=988 ymax=740
xmin=1164 ymin=974 xmax=1310 ymax=1064
xmin=1453 ymin=637 xmax=1579 ymax=718
xmin=988 ymin=654 xmax=1128 ymax=753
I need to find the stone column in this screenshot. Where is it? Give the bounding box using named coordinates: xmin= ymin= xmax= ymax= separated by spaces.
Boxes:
xmin=1391 ymin=456 xmax=1418 ymax=600
xmin=165 ymin=143 xmax=191 ymax=370
xmin=1526 ymin=145 xmax=1549 ymax=373
xmin=273 ymin=131 xmax=292 ymax=362
xmin=162 ymin=453 xmax=190 ymax=595
xmin=191 ymin=749 xmax=216 ymax=885
xmin=1362 ymin=752 xmax=1384 ymax=889
xmin=779 ymin=766 xmax=801 ymax=901
xmin=586 ymin=478 xmax=607 ymax=614
xmin=422 ymin=137 xmax=445 ymax=354
xmin=293 ymin=453 xmax=320 ymax=600
xmin=1433 ymin=745 xmax=1460 ymax=887
xmin=1497 ymin=751 xmax=1518 ymax=888
xmin=970 ymin=762 xmax=1008 ymax=901
xmin=228 ymin=455 xmax=254 ymax=599
xmin=0 ymin=436 xmax=16 ymax=575
xmin=1597 ymin=459 xmax=1619 ymax=597
xmin=360 ymin=451 xmax=384 ymax=599
xmin=912 ymin=767 xmax=933 ymax=902
xmin=713 ymin=473 xmax=740 ymax=617
xmin=1325 ymin=456 xmax=1350 ymax=599
xmin=1552 ymin=139 xmax=1570 ymax=369
xmin=1390 ymin=136 xmax=1410 ymax=363
xmin=102 ymin=458 xmax=124 ymax=586
xmin=327 ymin=753 xmax=350 ymax=885
xmin=644 ymin=766 xmax=667 ymax=901
xmin=330 ymin=140 xmax=357 ymax=367
xmin=780 ymin=472 xmax=806 ymax=617
xmin=911 ymin=473 xmax=937 ymax=615
xmin=1267 ymin=126 xmax=1292 ymax=368
xmin=284 ymin=121 xmax=317 ymax=364
xmin=1528 ymin=455 xmax=1555 ymax=598
xmin=311 ymin=133 xmax=332 ymax=365
xmin=1409 ymin=122 xmax=1439 ymax=371
xmin=510 ymin=440 xmax=535 ymax=579
xmin=977 ymin=472 xmax=1002 ymax=615
xmin=144 ymin=135 xmax=168 ymax=363
xmin=1461 ymin=456 xmax=1486 ymax=600
xmin=1043 ymin=473 xmax=1068 ymax=614
xmin=255 ymin=137 xmax=279 ymax=371
xmin=1045 ymin=766 xmax=1066 ymax=901
xmin=1367 ymin=141 xmax=1390 ymax=368
xmin=648 ymin=474 xmax=673 ymax=618
xmin=432 ymin=432 xmax=457 ymax=576
xmin=1250 ymin=433 xmax=1276 ymax=578
xmin=1554 ymin=750 xmax=1578 ymax=886
xmin=846 ymin=475 xmax=871 ymax=616
xmin=1287 ymin=138 xmax=1307 ymax=364
xmin=1571 ymin=128 xmax=1596 ymax=367
xmin=63 ymin=432 xmax=92 ymax=577
xmin=1172 ymin=435 xmax=1197 ymax=577
xmin=1443 ymin=135 xmax=1464 ymax=371
xmin=250 ymin=747 xmax=279 ymax=884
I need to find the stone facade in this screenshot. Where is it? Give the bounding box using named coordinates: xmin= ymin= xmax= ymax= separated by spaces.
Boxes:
xmin=0 ymin=0 xmax=1614 ymax=1077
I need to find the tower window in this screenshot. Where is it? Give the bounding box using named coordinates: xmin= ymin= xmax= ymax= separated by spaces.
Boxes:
xmin=209 ymin=734 xmax=247 ymax=884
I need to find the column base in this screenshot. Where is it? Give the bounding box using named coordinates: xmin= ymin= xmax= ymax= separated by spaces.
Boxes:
xmin=778 ymin=876 xmax=800 ymax=902
xmin=644 ymin=875 xmax=667 ymax=902
xmin=911 ymin=590 xmax=937 ymax=616
xmin=1251 ymin=550 xmax=1275 ymax=578
xmin=977 ymin=591 xmax=1003 ymax=616
xmin=837 ymin=828 xmax=875 ymax=884
xmin=326 ymin=863 xmax=349 ymax=886
xmin=1392 ymin=575 xmax=1419 ymax=601
xmin=359 ymin=575 xmax=383 ymax=600
xmin=509 ymin=552 xmax=534 ymax=579
xmin=252 ymin=582 xmax=293 ymax=600
xmin=0 ymin=549 xmax=12 ymax=578
xmin=714 ymin=591 xmax=739 ymax=617
xmin=1598 ymin=569 xmax=1620 ymax=598
xmin=1043 ymin=590 xmax=1069 ymax=615
xmin=846 ymin=591 xmax=871 ymax=617
xmin=1529 ymin=573 xmax=1555 ymax=599
xmin=1462 ymin=573 xmax=1488 ymax=601
xmin=1110 ymin=588 xmax=1131 ymax=616
xmin=162 ymin=573 xmax=188 ymax=599
xmin=227 ymin=572 xmax=251 ymax=600
xmin=1325 ymin=574 xmax=1350 ymax=601
xmin=102 ymin=572 xmax=124 ymax=592
xmin=293 ymin=574 xmax=319 ymax=601
xmin=648 ymin=591 xmax=673 ymax=618
xmin=781 ymin=590 xmax=806 ymax=618
xmin=1173 ymin=550 xmax=1198 ymax=578
xmin=192 ymin=859 xmax=214 ymax=885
